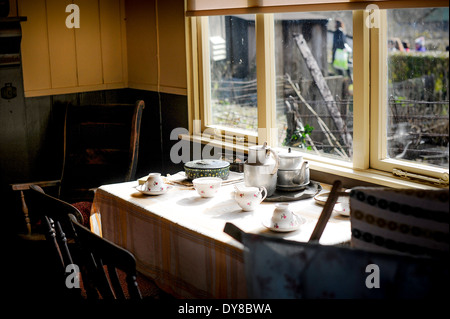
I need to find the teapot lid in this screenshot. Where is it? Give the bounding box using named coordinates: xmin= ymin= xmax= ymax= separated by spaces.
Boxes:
xmin=278 ymin=147 xmax=302 ymax=158
xmin=248 ymin=141 xmax=269 ymax=151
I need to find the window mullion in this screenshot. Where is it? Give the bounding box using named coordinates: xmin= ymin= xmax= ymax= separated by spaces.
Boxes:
xmin=352 ymin=10 xmax=370 ymax=170
xmin=369 ymin=9 xmax=388 ymax=170
xmin=256 ymin=14 xmax=277 ymax=146
xmin=186 ymin=16 xmax=201 ymax=135
xmin=198 ymin=16 xmax=212 ymax=132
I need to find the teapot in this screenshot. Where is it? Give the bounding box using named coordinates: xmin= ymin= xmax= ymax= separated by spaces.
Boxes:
xmin=244 ymin=142 xmax=279 ymax=197
xmin=247 ymin=142 xmax=279 ymax=170
xmin=277 ymin=148 xmax=310 ymax=187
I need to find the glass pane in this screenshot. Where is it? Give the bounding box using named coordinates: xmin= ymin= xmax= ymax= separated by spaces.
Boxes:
xmin=386 ymin=7 xmax=449 ymax=169
xmin=274 ymin=11 xmax=354 ymax=161
xmin=208 ymin=15 xmax=257 ymax=132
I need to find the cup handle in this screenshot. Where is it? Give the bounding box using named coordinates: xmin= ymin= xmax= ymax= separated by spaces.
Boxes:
xmin=259 ymin=186 xmax=267 ymax=202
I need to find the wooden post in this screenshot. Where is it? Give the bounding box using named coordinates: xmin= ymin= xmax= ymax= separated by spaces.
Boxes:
xmin=294 ymin=33 xmax=353 ymax=157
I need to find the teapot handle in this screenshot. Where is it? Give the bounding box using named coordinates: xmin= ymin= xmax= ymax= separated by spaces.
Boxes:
xmin=267 ymin=148 xmax=279 ymax=175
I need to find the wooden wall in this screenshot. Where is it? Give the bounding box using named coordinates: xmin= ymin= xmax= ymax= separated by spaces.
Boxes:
xmin=18 ymin=0 xmax=128 ymax=97
xmin=2 ymin=0 xmax=189 ymax=232
xmin=125 ymin=0 xmax=187 ymax=95
xmin=8 ymin=0 xmax=189 ymax=180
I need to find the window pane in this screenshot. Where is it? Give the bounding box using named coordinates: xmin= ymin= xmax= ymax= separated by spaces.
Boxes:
xmin=386 ymin=7 xmax=449 ymax=169
xmin=208 ymin=15 xmax=257 ymax=132
xmin=274 ymin=11 xmax=353 ymax=162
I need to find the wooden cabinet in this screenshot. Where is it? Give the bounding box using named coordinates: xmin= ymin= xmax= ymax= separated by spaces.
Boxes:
xmin=19 ymin=0 xmax=127 ymax=97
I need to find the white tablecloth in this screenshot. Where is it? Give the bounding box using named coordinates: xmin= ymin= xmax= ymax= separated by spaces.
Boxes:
xmin=90 ymin=177 xmax=351 ymax=298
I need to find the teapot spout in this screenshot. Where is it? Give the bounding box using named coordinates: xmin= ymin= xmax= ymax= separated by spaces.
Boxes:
xmin=292 ymin=160 xmax=310 ymax=185
xmin=300 ymin=160 xmax=308 ymax=173
xmin=300 ymin=160 xmax=310 ymax=183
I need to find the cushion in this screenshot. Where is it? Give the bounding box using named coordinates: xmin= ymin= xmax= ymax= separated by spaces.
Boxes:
xmin=71 ymin=201 xmax=92 ymax=229
xmin=350 ymin=187 xmax=449 ymax=258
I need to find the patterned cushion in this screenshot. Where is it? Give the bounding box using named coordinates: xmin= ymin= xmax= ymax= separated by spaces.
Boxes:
xmin=350 ymin=187 xmax=449 ymax=258
xmin=71 ymin=201 xmax=92 ymax=229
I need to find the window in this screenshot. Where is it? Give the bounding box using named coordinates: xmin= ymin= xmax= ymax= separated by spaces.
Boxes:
xmin=274 ymin=11 xmax=354 ymax=163
xmin=380 ymin=8 xmax=449 ymax=170
xmin=370 ymin=7 xmax=449 ymax=181
xmin=208 ymin=15 xmax=257 ymax=133
xmin=186 ymin=1 xmax=449 ymax=187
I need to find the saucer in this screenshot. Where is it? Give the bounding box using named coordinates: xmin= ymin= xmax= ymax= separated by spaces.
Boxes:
xmin=314 ymin=191 xmax=350 ymax=216
xmin=276 ymin=181 xmax=309 ymax=192
xmin=135 ymin=184 xmax=172 ymax=195
xmin=313 ymin=192 xmax=335 ymax=205
xmin=262 ymin=214 xmax=306 ymax=232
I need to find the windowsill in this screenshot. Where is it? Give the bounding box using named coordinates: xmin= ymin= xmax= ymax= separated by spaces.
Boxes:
xmin=179 ymin=133 xmax=447 ymax=190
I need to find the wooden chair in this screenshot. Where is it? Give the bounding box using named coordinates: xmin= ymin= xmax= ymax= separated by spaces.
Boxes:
xmin=61 ymin=100 xmax=145 ymax=203
xmin=70 ymin=215 xmax=142 ymax=299
xmin=27 ymin=184 xmax=165 ymax=300
xmin=25 ymin=184 xmax=86 ymax=299
xmin=11 ymin=100 xmax=145 ymax=235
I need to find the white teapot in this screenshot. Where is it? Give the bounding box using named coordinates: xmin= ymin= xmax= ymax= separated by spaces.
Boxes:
xmin=234 ymin=184 xmax=267 ymax=211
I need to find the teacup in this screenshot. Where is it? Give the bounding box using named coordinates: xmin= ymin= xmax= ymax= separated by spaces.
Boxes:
xmin=193 ymin=177 xmax=222 ymax=197
xmin=335 ymin=189 xmax=351 ymax=216
xmin=234 ymin=185 xmax=267 ymax=211
xmin=271 ymin=203 xmax=298 ymax=229
xmin=145 ymin=173 xmax=168 ymax=192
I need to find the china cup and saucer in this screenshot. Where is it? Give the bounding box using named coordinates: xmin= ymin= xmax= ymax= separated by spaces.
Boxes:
xmin=135 ymin=173 xmax=172 ymax=195
xmin=262 ymin=203 xmax=306 ymax=232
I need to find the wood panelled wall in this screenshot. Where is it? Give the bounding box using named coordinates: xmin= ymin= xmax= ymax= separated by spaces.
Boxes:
xmin=2 ymin=0 xmax=189 ymax=229
xmin=18 ymin=0 xmax=187 ymax=97
xmin=19 ymin=0 xmax=128 ymax=97
xmin=125 ymin=0 xmax=187 ymax=95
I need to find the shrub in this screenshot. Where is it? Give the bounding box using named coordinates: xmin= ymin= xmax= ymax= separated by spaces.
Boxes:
xmin=388 ymin=51 xmax=449 ymax=99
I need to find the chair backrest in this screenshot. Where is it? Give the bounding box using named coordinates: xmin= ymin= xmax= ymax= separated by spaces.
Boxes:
xmin=60 ymin=100 xmax=145 ymax=203
xmin=27 ymin=185 xmax=85 ymax=298
xmin=224 ymin=223 xmax=449 ymax=299
xmin=28 ymin=185 xmax=143 ymax=299
xmin=349 ymin=187 xmax=449 ymax=258
xmin=70 ymin=216 xmax=142 ymax=300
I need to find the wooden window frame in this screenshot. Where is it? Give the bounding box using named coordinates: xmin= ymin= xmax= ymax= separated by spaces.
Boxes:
xmin=184 ymin=1 xmax=449 ymax=188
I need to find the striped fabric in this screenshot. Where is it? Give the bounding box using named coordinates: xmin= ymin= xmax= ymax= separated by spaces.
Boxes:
xmin=350 ymin=187 xmax=449 ymax=258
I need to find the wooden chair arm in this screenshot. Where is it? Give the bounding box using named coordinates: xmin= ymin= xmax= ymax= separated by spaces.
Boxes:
xmin=11 ymin=180 xmax=61 ymax=191
xmin=11 ymin=180 xmax=61 ymax=235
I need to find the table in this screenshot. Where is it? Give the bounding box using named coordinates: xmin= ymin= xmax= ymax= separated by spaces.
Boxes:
xmin=89 ymin=174 xmax=351 ymax=299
